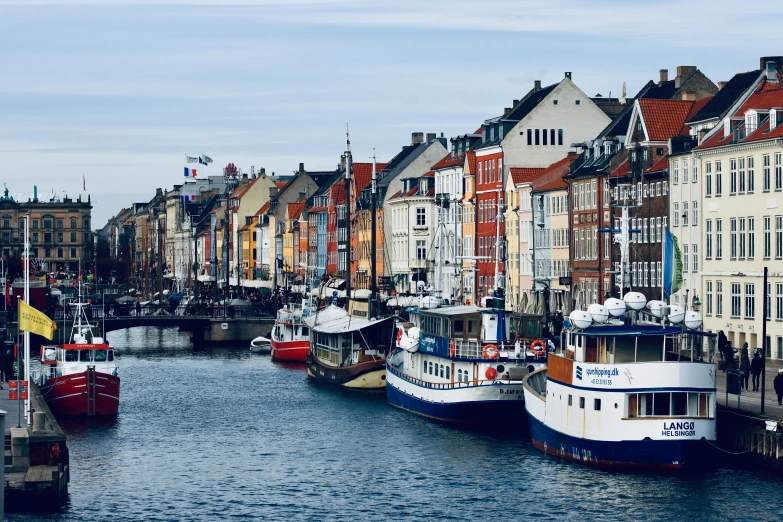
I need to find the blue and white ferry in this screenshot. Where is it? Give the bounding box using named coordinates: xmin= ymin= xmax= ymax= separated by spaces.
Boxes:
xmin=522 ymin=293 xmax=717 ymax=471
xmin=386 ymin=296 xmax=547 ymax=425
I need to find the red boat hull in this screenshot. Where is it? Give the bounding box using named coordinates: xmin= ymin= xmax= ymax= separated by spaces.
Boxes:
xmin=270 ymin=339 xmax=309 ymax=362
xmin=42 ymin=371 xmax=120 ymax=417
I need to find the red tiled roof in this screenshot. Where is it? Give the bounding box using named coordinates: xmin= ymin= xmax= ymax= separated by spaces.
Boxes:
xmin=239 ymin=220 xmax=256 ymax=232
xmin=510 ymin=167 xmax=545 ymax=185
xmin=531 ymin=156 xmax=576 ymax=192
xmin=644 ymin=156 xmax=669 ymax=174
xmin=404 ymin=187 xmax=418 ymax=197
xmin=465 ymin=151 xmax=477 ymax=176
xmin=423 ymin=170 xmax=435 ymax=178
xmin=426 ymin=188 xmax=435 ymax=197
xmin=388 ymin=190 xmax=402 ymax=200
xmin=287 ymin=202 xmax=305 ymax=220
xmin=274 ymin=181 xmax=287 ymax=189
xmin=609 ymin=159 xmax=630 ymax=178
xmin=638 ymin=99 xmax=695 ymax=142
xmin=432 ymin=151 xmax=465 ymax=170
xmin=255 ymin=201 xmax=271 ymax=215
xmin=309 ymin=206 xmax=327 ymax=213
xmin=352 ymin=162 xmax=389 ymax=194
xmin=331 ymin=183 xmax=346 ymax=205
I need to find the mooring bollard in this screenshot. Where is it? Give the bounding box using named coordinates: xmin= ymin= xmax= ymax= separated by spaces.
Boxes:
xmin=32 ymin=411 xmax=46 ymax=434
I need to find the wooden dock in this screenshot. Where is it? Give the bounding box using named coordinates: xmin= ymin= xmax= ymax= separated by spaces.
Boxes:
xmin=716 ymin=362 xmax=783 ymax=469
xmin=1 ymin=380 xmax=69 ymax=510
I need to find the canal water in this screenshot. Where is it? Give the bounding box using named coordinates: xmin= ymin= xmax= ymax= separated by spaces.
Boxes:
xmin=7 ymin=327 xmax=783 ymax=521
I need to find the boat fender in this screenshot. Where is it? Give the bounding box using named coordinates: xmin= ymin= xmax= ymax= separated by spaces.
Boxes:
xmin=483 ymin=344 xmax=499 ymax=359
xmin=449 ymin=342 xmax=456 ymax=357
xmin=485 ymin=367 xmax=497 ymax=380
xmin=531 ymin=339 xmax=546 ymax=357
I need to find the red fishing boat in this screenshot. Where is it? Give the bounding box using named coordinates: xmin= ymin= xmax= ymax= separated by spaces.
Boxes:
xmin=270 ymin=302 xmax=312 ymax=362
xmin=38 ymin=301 xmax=120 ymax=416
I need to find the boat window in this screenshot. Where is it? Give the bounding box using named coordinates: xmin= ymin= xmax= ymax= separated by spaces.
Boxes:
xmin=107 ymin=350 xmax=114 ymax=362
xmin=579 ymin=397 xmax=585 ymax=409
xmin=568 ymin=394 xmax=573 ymax=406
xmin=457 ymin=369 xmax=462 ymax=382
xmin=301 ymin=327 xmax=309 ymax=337
xmin=93 ymin=350 xmax=108 ymax=362
xmin=594 ymin=398 xmax=601 ymax=411
xmin=467 ymin=320 xmax=477 ymax=336
xmin=690 ymin=392 xmax=710 ymax=417
xmin=653 ymin=393 xmax=671 ymax=416
xmin=671 ymin=392 xmax=688 ymax=416
xmin=65 ymin=350 xmax=78 ymax=362
xmin=439 ymin=365 xmax=444 ymax=378
xmin=445 ymin=366 xmax=450 ymax=380
xmin=78 ymin=350 xmax=91 ymax=362
xmin=453 ymin=319 xmax=464 ymax=335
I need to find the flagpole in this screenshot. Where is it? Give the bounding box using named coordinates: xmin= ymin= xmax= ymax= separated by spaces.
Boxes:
xmin=661 ymin=227 xmax=666 ymax=303
xmin=16 ymin=296 xmax=21 ymax=428
xmin=23 ymin=213 xmax=30 ymax=426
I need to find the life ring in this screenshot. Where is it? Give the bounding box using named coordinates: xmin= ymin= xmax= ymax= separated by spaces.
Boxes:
xmin=449 ymin=342 xmax=456 ymax=357
xmin=531 ymin=339 xmax=546 ymax=357
xmin=465 ymin=298 xmax=472 ymax=306
xmin=485 ymin=367 xmax=498 ymax=380
xmin=396 ymin=329 xmax=403 ymax=346
xmin=483 ymin=344 xmax=499 ymax=359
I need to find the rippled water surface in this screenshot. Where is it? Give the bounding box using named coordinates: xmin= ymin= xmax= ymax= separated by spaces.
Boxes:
xmin=8 ymin=327 xmax=783 ymax=521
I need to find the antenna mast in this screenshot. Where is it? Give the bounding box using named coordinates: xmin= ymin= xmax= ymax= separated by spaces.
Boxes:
xmin=344 ymin=124 xmax=352 ymax=305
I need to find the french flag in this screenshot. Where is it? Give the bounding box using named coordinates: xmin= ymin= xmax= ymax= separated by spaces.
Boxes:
xmin=181 ymin=195 xmax=196 ymax=202
xmin=184 ymin=167 xmax=197 ymax=178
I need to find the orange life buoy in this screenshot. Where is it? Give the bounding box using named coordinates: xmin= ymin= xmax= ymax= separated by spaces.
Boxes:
xmin=465 ymin=298 xmax=472 ymax=306
xmin=483 ymin=344 xmax=499 ymax=359
xmin=485 ymin=367 xmax=498 ymax=380
xmin=449 ymin=342 xmax=456 ymax=357
xmin=531 ymin=339 xmax=546 ymax=356
xmin=396 ymin=329 xmax=403 ymax=346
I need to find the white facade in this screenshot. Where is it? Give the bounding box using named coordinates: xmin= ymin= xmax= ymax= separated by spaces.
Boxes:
xmin=433 ymin=163 xmax=464 ymax=301
xmin=668 ymin=154 xmax=702 ymax=309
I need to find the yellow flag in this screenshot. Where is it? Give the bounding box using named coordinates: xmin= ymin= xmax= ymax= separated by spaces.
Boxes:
xmin=19 ymin=300 xmax=57 ymax=341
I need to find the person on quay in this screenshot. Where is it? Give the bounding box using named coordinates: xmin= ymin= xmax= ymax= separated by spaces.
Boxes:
xmin=739 ymin=352 xmax=751 ymax=391
xmin=774 ymin=369 xmax=783 ymax=405
xmin=750 ymin=352 xmax=764 ymax=392
xmin=718 ymin=331 xmax=729 ymax=371
xmin=723 ymin=343 xmax=736 ymax=372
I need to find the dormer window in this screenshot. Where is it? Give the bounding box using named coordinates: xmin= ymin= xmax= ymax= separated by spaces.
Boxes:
xmin=746 ymin=111 xmax=758 ymax=135
xmin=490 ymin=127 xmax=495 ymax=141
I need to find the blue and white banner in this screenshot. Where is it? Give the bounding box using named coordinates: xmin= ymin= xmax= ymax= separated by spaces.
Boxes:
xmin=200 ymin=154 xmax=213 ymax=166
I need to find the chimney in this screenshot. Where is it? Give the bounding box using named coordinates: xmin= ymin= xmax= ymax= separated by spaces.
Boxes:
xmin=440 ymin=132 xmax=444 ymax=138
xmin=697 ymin=128 xmax=708 ymax=144
xmin=513 ymin=99 xmax=519 ymax=105
xmin=760 ymin=56 xmax=783 ymax=77
xmin=411 ymin=132 xmax=424 ymax=145
xmin=675 ymin=66 xmax=697 ymax=88
xmin=681 ymin=91 xmax=696 ymax=101
xmin=298 ymin=162 xmax=305 ymax=174
xmin=717 ymin=81 xmax=727 ymax=91
xmin=270 ymin=186 xmax=279 ymax=198
xmin=564 ymin=72 xmax=572 ymax=80
xmin=765 ymin=60 xmax=779 ymax=83
xmin=156 ymin=188 xmax=163 ymax=198
xmin=659 ymin=69 xmax=669 ymax=85
xmin=260 ymin=167 xmax=266 ymax=177
xmin=534 ymin=80 xmax=542 ymax=92
xmin=241 ymin=172 xmax=249 ymax=184
xmin=426 ymin=133 xmax=436 ymax=143
xmin=504 ymin=108 xmax=511 ymax=115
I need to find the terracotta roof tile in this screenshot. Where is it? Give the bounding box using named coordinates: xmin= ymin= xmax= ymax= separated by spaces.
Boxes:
xmin=426 ymin=188 xmax=435 ymax=197
xmin=352 ymin=162 xmax=388 ymax=194
xmin=274 ymin=181 xmax=287 ymax=189
xmin=644 ymin=156 xmax=669 ymax=174
xmin=309 ymin=206 xmax=327 ymax=213
xmin=531 ymin=156 xmax=575 ymax=191
xmin=609 ymin=159 xmax=630 ymax=178
xmin=510 ymin=167 xmax=545 ymax=185
xmin=432 ymin=151 xmax=465 ymax=170
xmin=638 ymin=99 xmax=695 ymax=141
xmin=255 ymin=201 xmax=271 ymax=215
xmin=423 ymin=170 xmax=435 ymax=178
xmin=465 ymin=151 xmax=477 ymax=176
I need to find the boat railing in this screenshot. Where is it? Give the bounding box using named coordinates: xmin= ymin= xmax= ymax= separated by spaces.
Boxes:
xmin=450 ymin=339 xmax=537 ymax=361
xmin=452 ymin=339 xmax=483 ymax=359
xmin=387 ymin=361 xmax=523 ymax=390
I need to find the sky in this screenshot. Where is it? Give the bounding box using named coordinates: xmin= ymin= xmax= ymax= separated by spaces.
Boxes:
xmin=2 ymin=0 xmax=783 ymax=227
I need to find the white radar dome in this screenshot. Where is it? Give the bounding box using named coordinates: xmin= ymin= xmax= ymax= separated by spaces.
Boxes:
xmin=587 ymin=303 xmax=609 ymax=323
xmin=667 ymin=305 xmax=686 ymax=324
xmin=569 ymin=310 xmax=593 ymax=330
xmin=623 ymin=292 xmax=647 ymax=311
xmin=604 ymin=298 xmax=627 ymax=318
xmin=684 ymin=311 xmax=703 ymax=329
xmin=646 ymin=300 xmax=665 ymax=318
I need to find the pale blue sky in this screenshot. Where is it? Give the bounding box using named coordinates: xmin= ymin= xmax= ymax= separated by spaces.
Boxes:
xmin=2 ymin=0 xmax=783 ymax=226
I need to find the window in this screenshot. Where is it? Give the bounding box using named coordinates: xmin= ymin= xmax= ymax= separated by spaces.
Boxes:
xmin=56 ymin=218 xmax=63 ymax=228
xmin=416 ymin=240 xmax=426 ymax=260
xmin=674 ymin=203 xmax=679 ymax=226
xmin=656 ymin=217 xmax=662 ymax=243
xmin=32 ymin=219 xmax=38 ymax=229
xmin=57 ymin=232 xmax=63 ymax=243
xmin=748 ymin=156 xmax=755 ymax=193
xmin=657 ymin=261 xmax=662 ymax=287
xmin=716 ymin=160 xmax=723 ymax=196
xmin=43 ymin=218 xmax=52 ymax=228
xmin=543 ymin=128 xmax=548 ymax=145
xmin=692 ymin=201 xmax=698 ymax=226
xmin=706 ymin=220 xmax=713 ymax=259
xmin=745 ymin=283 xmax=755 ymax=319
xmin=416 ymin=208 xmax=426 ymax=226
xmin=777 ymin=216 xmax=783 ymax=259
xmin=730 ymin=218 xmax=737 ymax=259
xmin=748 ymin=217 xmax=755 ymax=260
xmin=777 ymin=153 xmax=782 ymax=191
xmin=692 ymin=244 xmax=698 ymax=273
xmin=705 ymin=162 xmax=712 ymax=196
xmin=716 ymin=281 xmax=723 ymax=316
xmin=683 ymin=202 xmax=688 ymax=227
xmin=777 ymin=283 xmax=783 ymax=320
xmin=579 ymin=397 xmax=585 ymax=409
xmin=706 ymin=281 xmax=713 ymax=316
xmin=527 ymin=129 xmax=532 ymax=146
xmin=683 ymin=244 xmax=689 ymax=273
xmin=568 ymin=394 xmax=572 ymax=406
xmin=730 ymin=158 xmax=737 ymax=194
xmin=535 ymin=129 xmax=540 ymax=145
xmin=57 ymin=248 xmax=63 ymax=258
xmin=764 ymin=154 xmax=771 ymax=192
xmin=70 ymin=248 xmax=76 ymax=258
xmin=594 ymin=398 xmax=601 ymax=411
xmin=71 ymin=218 xmax=76 ymax=229
xmin=683 ymin=159 xmax=689 ymax=184
xmin=603 ymin=180 xmax=609 ymax=207
xmin=693 ymin=158 xmax=698 ymax=184
xmin=732 ymin=283 xmax=741 ymax=318
xmin=592 ymin=180 xmax=597 ymax=208
xmin=558 ymin=129 xmax=563 ymax=145
xmin=738 ymin=157 xmax=746 ymax=194
xmin=673 ymin=160 xmax=679 ymax=184
xmin=716 ymin=219 xmax=723 ymax=259
xmin=739 ymin=218 xmax=746 ymax=259
xmin=765 ymin=216 xmax=772 ymax=259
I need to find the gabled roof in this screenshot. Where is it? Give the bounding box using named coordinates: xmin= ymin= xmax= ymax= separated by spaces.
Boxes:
xmin=504 ymin=84 xmax=558 ymax=122
xmin=688 ymin=70 xmax=761 ymax=124
xmin=609 ymin=159 xmax=630 ymax=178
xmin=510 ymin=167 xmax=545 ymax=185
xmin=287 ymin=202 xmax=305 ymax=220
xmin=255 ymin=201 xmax=271 ymax=215
xmin=532 ymin=155 xmax=576 ymax=192
xmin=637 ymin=99 xmax=695 ymax=141
xmin=644 ymin=156 xmax=669 ymax=174
xmin=274 ymin=181 xmax=287 ymax=189
xmin=464 ymin=151 xmax=477 ymax=176
xmin=432 ymin=151 xmax=466 ymax=170
xmin=353 ymin=162 xmax=389 ymax=193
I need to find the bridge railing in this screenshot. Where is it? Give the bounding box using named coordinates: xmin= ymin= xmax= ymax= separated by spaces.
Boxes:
xmin=51 ymin=304 xmax=273 ymax=320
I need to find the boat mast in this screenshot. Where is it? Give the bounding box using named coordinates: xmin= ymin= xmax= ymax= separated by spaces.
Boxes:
xmin=436 ymin=194 xmax=444 ymax=300
xmin=493 ymin=185 xmax=502 ymax=294
xmin=344 ymin=124 xmax=352 ymax=305
xmin=370 ymin=149 xmax=377 ymax=319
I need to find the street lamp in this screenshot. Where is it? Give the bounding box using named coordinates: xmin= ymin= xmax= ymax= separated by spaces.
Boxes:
xmin=692 ymin=296 xmax=701 ymax=312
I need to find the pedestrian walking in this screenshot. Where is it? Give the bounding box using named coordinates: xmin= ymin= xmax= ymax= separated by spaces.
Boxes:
xmin=775 ymin=369 xmax=783 ymax=405
xmin=718 ymin=331 xmax=729 ymax=371
xmin=723 ymin=343 xmax=736 ymax=372
xmin=739 ymin=352 xmax=751 ymax=390
xmin=136 ymin=301 xmax=141 ymax=317
xmin=750 ymin=352 xmax=763 ymax=392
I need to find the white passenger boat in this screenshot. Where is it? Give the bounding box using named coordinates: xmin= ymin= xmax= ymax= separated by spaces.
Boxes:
xmin=386 ymin=295 xmax=547 ymax=425
xmin=522 ymin=294 xmax=717 ymax=471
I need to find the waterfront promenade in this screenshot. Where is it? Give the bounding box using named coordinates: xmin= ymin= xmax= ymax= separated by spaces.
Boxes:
xmin=716 ymin=361 xmax=783 ymax=419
